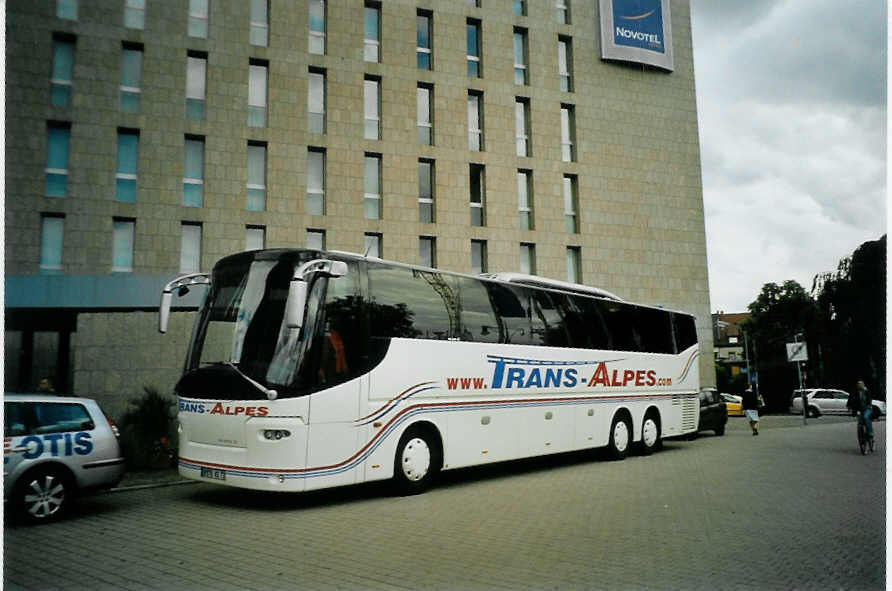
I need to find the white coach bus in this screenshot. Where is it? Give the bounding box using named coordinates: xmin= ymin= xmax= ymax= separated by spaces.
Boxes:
xmin=159 ymin=249 xmax=700 ymax=494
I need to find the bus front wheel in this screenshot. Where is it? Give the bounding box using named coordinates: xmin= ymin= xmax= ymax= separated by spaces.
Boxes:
xmin=608 ymin=414 xmax=632 ymax=461
xmin=393 ymin=427 xmax=441 ymax=495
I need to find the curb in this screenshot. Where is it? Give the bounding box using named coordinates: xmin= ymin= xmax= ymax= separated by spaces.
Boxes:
xmin=107 ymin=479 xmax=198 ymax=494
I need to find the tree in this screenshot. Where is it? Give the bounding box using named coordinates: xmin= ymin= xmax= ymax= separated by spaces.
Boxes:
xmin=743 ymin=280 xmax=817 ymax=411
xmin=812 ymin=235 xmax=886 ymax=399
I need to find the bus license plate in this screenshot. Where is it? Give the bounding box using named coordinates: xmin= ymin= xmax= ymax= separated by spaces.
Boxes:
xmin=201 ymin=467 xmax=226 ymax=481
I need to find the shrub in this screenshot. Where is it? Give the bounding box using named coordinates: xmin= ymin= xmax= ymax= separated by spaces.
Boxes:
xmin=119 ymin=387 xmax=177 ymax=470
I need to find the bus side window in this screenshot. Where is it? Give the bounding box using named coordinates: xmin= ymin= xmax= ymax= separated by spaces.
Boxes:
xmin=488 ymin=283 xmax=532 ymax=345
xmin=575 ymin=296 xmax=611 ymax=350
xmin=456 ymin=278 xmax=500 ymax=343
xmin=599 ymin=300 xmax=639 ymax=352
xmin=368 ymin=264 xmax=455 ymax=340
xmin=636 ymin=306 xmax=675 ymax=354
xmin=530 ymin=291 xmax=569 ymax=347
xmin=673 ymin=313 xmax=698 ymax=351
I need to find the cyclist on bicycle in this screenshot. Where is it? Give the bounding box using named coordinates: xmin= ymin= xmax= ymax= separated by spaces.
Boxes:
xmin=847 ymin=379 xmax=873 ymax=441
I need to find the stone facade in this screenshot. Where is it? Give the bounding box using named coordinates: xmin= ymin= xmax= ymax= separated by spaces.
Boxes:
xmin=5 ymin=0 xmax=715 ymax=410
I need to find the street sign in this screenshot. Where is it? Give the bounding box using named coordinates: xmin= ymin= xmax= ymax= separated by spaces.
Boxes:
xmin=786 ymin=342 xmax=808 ymax=362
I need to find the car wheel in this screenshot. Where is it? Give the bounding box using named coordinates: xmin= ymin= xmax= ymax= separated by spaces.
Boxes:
xmin=639 ymin=412 xmax=661 ymax=455
xmin=807 ymin=406 xmax=821 ymax=418
xmin=393 ymin=427 xmax=441 ymax=495
xmin=714 ymin=424 xmax=725 ymax=436
xmin=15 ymin=466 xmax=73 ymax=524
xmin=608 ymin=414 xmax=632 ymax=460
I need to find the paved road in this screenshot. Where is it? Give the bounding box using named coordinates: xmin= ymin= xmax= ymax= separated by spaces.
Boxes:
xmin=4 ymin=415 xmax=885 ymax=590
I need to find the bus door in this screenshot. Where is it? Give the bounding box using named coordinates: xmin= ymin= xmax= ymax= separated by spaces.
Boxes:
xmin=304 ymin=263 xmax=367 ymax=491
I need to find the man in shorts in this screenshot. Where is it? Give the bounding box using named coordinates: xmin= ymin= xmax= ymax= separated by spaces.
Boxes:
xmin=742 ymin=385 xmax=760 ymax=436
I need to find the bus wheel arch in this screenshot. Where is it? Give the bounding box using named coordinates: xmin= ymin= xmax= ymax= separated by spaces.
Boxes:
xmin=392 ymin=421 xmax=443 ymax=495
xmin=639 ymin=407 xmax=662 ymax=455
xmin=607 ymin=409 xmax=633 ymax=461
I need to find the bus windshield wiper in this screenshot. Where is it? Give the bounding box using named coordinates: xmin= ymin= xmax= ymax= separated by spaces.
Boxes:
xmin=212 ymin=362 xmax=279 ymax=401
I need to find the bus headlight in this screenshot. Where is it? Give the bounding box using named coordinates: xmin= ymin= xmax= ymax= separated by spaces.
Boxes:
xmin=263 ymin=429 xmax=291 ymax=440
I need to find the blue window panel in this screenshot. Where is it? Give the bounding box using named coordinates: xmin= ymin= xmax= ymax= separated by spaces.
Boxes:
xmin=40 ymin=217 xmax=64 ymax=272
xmin=186 ymin=98 xmax=205 ymax=120
xmin=47 ymin=127 xmax=70 ymax=170
xmin=183 ymin=183 xmax=203 ymax=207
xmin=112 ymin=221 xmax=135 ymax=272
xmin=246 ymin=188 xmax=265 ymax=211
xmin=51 ymin=85 xmax=71 ymax=108
xmin=116 ymin=178 xmax=137 ymax=202
xmin=117 ymin=134 xmax=138 ymax=175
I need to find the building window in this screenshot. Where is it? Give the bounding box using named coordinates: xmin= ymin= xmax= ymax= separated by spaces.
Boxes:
xmin=306 ymin=229 xmax=325 ymax=251
xmin=469 ymin=163 xmax=485 ymax=227
xmin=466 ymin=0 xmax=480 ymax=7
xmin=513 ymin=28 xmax=528 ymax=85
xmin=566 ymin=246 xmax=581 ymax=283
xmin=417 ymin=84 xmax=433 ymax=145
xmin=364 ymin=154 xmax=381 ymax=220
xmin=468 ymin=90 xmax=483 ymax=151
xmin=180 ymin=222 xmax=202 ymax=273
xmin=418 ymin=159 xmax=434 ymax=223
xmin=364 ymin=233 xmax=381 ymax=258
xmin=556 ymin=0 xmax=570 ymax=24
xmin=120 ymin=43 xmax=143 ymax=113
xmin=186 ymin=52 xmax=207 ymax=120
xmin=308 ymin=68 xmax=325 ymax=134
xmin=417 ymin=11 xmax=432 ymax=70
xmin=515 ymin=97 xmax=531 ymax=157
xmin=246 ymin=142 xmax=267 ymax=211
xmin=45 ymin=122 xmax=70 ymax=198
xmin=563 ymin=174 xmax=578 ymax=233
xmin=364 ymin=3 xmax=380 ymax=62
xmin=183 ymin=135 xmax=204 ymax=207
xmin=558 ymin=37 xmax=573 ymax=92
xmin=517 ymin=169 xmax=533 ymax=230
xmin=250 ymin=0 xmax=269 ymax=47
xmin=112 ymin=218 xmax=135 ymax=272
xmin=466 ymin=19 xmax=481 ymax=78
xmin=50 ymin=35 xmax=75 ymax=108
xmin=248 ymin=60 xmax=268 ymax=127
xmin=40 ymin=215 xmax=65 ymax=273
xmin=124 ymin=0 xmax=145 ymax=29
xmin=520 ymin=242 xmax=536 ymax=275
xmin=115 ymin=129 xmax=139 ymax=203
xmin=471 ymin=240 xmax=487 ymax=274
xmin=419 ymin=236 xmax=436 ymax=268
xmin=364 ymin=76 xmax=380 ymax=141
xmin=57 ymin=0 xmax=77 ymax=20
xmin=561 ymin=104 xmax=576 ymax=162
xmin=309 ymin=0 xmax=325 ymax=55
xmin=513 ymin=0 xmax=526 ymax=16
xmin=188 ymin=0 xmax=209 ymax=38
xmin=307 ymin=148 xmax=325 ymax=215
xmin=245 ymin=226 xmax=265 ymax=251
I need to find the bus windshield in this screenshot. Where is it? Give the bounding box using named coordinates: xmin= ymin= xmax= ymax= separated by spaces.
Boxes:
xmin=178 ymin=254 xmax=326 ymax=399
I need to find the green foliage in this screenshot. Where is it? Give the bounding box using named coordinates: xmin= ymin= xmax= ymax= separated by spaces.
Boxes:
xmin=119 ymin=387 xmax=177 ymax=470
xmin=715 ymin=364 xmax=748 ymax=395
xmin=812 ymin=235 xmax=886 ymax=399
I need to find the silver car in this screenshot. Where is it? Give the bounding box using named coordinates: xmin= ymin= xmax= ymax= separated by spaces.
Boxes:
xmin=790 ymin=389 xmax=886 ymax=418
xmin=4 ymin=394 xmax=125 ymax=523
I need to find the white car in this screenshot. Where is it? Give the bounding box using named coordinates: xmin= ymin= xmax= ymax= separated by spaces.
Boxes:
xmin=4 ymin=394 xmax=126 ymax=523
xmin=790 ymin=389 xmax=886 ymax=418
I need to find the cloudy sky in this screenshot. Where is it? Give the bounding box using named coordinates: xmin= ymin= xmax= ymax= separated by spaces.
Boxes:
xmin=689 ymin=0 xmax=887 ymax=312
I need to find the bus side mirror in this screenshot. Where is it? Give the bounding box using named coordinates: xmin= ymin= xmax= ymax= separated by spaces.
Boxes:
xmin=285 ymin=279 xmax=308 ymax=330
xmin=159 ymin=291 xmax=173 ymax=334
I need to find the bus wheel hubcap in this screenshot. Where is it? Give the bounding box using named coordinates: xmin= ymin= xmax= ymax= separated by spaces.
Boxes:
xmin=643 ymin=419 xmax=658 ymax=447
xmin=401 ymin=438 xmax=431 ymax=482
xmin=614 ymin=422 xmax=629 ymax=452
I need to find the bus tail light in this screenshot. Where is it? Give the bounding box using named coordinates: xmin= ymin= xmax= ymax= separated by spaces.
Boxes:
xmin=263 ymin=429 xmax=291 ymax=441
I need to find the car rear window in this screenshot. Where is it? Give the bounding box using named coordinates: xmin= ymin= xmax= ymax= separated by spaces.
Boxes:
xmin=4 ymin=402 xmax=94 ymax=436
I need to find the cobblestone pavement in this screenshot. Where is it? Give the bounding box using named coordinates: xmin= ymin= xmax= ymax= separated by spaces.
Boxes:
xmin=4 ymin=415 xmax=885 ymax=590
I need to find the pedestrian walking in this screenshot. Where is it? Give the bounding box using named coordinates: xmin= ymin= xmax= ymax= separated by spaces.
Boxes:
xmin=742 ymin=385 xmax=760 ymax=436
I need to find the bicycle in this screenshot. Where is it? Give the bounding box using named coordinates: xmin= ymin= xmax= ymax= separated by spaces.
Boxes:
xmin=856 ymin=410 xmax=875 ymax=455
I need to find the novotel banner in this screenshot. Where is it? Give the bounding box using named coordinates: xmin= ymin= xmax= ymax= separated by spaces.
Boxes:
xmin=599 ymin=0 xmax=674 ymax=72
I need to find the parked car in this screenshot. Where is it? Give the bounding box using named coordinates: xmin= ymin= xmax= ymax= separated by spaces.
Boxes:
xmin=697 ymin=388 xmax=727 ymax=436
xmin=790 ymin=389 xmax=886 ymax=419
xmin=721 ymin=393 xmax=744 ymax=416
xmin=4 ymin=394 xmax=125 ymax=523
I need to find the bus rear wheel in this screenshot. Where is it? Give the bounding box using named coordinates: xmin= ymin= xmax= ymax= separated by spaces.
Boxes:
xmin=607 ymin=414 xmax=632 ymax=461
xmin=640 ymin=412 xmax=661 ymax=455
xmin=393 ymin=427 xmax=441 ymax=495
